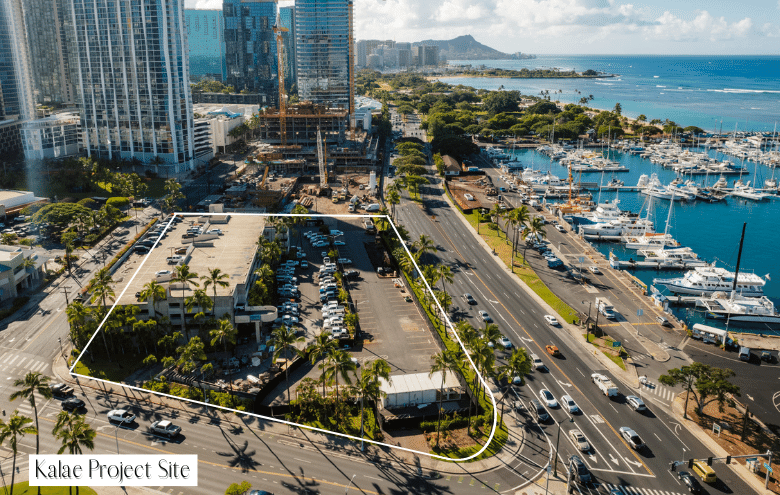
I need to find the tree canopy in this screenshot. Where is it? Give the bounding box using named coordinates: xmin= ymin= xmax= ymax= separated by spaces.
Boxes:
xmin=659 ymin=362 xmax=740 ymax=414
xmin=482 ymin=90 xmax=520 ymax=115
xmin=32 ymin=203 xmax=92 ymax=228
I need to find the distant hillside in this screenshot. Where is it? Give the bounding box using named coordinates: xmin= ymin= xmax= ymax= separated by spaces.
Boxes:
xmin=411 ymin=35 xmax=534 ymax=60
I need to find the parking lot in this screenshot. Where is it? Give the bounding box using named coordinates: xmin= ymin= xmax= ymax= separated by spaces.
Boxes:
xmin=261 ymin=216 xmax=440 ymax=406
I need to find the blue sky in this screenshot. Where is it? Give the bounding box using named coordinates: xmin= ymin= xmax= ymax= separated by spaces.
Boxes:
xmin=188 ymin=0 xmax=780 ymax=55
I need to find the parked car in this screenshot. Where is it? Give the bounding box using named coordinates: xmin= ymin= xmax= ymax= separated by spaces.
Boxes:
xmin=107 ymin=409 xmax=136 ymax=424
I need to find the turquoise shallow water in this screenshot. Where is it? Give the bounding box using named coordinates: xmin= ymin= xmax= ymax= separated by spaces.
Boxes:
xmin=441 ymin=55 xmax=780 ymax=132
xmin=509 ymin=147 xmax=780 ymax=332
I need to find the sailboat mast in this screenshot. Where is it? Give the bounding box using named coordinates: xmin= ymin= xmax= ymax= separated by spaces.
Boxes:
xmin=731 ymin=222 xmax=747 ymax=294
xmin=663 ymin=190 xmax=675 ymax=237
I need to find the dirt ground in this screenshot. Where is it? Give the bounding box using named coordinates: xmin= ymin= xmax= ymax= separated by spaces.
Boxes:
xmin=683 ymin=394 xmax=780 ymax=493
xmin=447 ymin=176 xmax=495 ymax=210
xmin=294 ymin=173 xmax=380 ymax=216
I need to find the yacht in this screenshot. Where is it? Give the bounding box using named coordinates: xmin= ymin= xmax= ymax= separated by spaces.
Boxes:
xmin=653 ymin=266 xmax=767 ymax=297
xmin=638 ymin=247 xmax=708 ymax=267
xmin=711 ymin=176 xmax=728 ymax=189
xmin=730 ymin=181 xmax=770 ymax=201
xmin=697 ymin=292 xmax=780 ymax=328
xmin=623 ymin=232 xmax=681 ymax=250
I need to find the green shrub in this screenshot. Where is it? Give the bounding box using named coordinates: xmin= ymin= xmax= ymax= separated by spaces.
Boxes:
xmin=106 ymin=197 xmax=130 ymax=210
xmin=225 ymin=481 xmax=251 ymax=495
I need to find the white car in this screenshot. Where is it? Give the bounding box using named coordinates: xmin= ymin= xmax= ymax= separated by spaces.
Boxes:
xmin=544 ymin=315 xmax=559 ymax=326
xmin=538 ymin=389 xmax=558 ymax=408
xmin=107 ymin=409 xmax=136 ymax=424
xmin=588 ymin=266 xmax=601 ymax=274
xmin=561 ymin=395 xmax=579 ymax=413
xmin=555 ymin=225 xmax=565 ymax=233
xmin=531 ymin=353 xmax=547 ymax=372
xmin=569 ymin=429 xmax=590 ymax=452
xmin=498 ymin=336 xmax=512 ymax=349
xmin=619 ymin=427 xmax=645 ymax=450
xmin=278 ymin=315 xmax=299 ymax=325
xmin=478 ymin=310 xmax=493 ymax=323
xmin=206 ymin=229 xmax=223 ymax=235
xmin=626 ymin=395 xmax=647 ymax=412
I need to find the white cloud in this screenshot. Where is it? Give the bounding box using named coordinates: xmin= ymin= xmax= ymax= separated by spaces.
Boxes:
xmin=644 ymin=10 xmax=752 ymax=42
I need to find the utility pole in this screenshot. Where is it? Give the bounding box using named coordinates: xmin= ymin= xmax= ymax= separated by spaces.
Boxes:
xmin=61 ymin=286 xmax=72 ymax=306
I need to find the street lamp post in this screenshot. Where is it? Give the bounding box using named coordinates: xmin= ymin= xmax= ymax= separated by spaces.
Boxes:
xmin=114 ymin=425 xmax=120 ymax=454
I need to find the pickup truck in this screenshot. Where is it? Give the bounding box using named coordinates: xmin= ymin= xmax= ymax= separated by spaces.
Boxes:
xmin=150 ymin=420 xmax=181 ymax=438
xmin=51 ymin=383 xmax=74 ymax=398
xmin=591 ymin=373 xmax=619 ymax=398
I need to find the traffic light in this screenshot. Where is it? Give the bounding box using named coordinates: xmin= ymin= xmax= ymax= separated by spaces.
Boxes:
xmin=726 ymin=456 xmax=731 ymax=465
xmin=707 ymin=457 xmax=713 ymax=466
xmin=688 ymin=459 xmax=694 ymax=468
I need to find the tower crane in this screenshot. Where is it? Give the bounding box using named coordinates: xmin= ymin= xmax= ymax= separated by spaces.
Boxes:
xmin=272 ymin=15 xmax=288 ymax=146
xmin=317 ymin=126 xmax=328 ymax=188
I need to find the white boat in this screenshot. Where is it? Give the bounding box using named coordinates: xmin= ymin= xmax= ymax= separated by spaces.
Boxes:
xmin=637 ymin=247 xmax=708 ymax=267
xmin=730 ymin=181 xmax=770 ymax=201
xmin=623 ymin=232 xmax=681 ymax=250
xmin=712 ymin=176 xmax=728 ymax=189
xmin=654 ymin=265 xmax=766 ymax=297
xmin=697 ymin=292 xmax=780 ymax=328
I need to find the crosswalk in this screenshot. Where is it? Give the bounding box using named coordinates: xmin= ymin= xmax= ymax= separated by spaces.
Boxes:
xmin=638 ymin=380 xmax=677 ymax=403
xmin=0 ymin=353 xmax=50 ymax=374
xmin=601 ymin=483 xmax=687 ymax=495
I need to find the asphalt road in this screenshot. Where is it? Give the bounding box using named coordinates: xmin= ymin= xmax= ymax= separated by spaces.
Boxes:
xmin=389 ymin=161 xmax=754 ymax=494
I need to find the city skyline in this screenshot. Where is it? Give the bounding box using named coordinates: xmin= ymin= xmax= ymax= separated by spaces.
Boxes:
xmin=183 ymin=0 xmax=780 ymax=55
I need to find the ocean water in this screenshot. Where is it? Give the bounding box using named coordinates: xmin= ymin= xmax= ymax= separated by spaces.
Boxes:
xmin=508 ymin=146 xmax=780 ymax=332
xmin=440 ymin=55 xmax=780 ymax=132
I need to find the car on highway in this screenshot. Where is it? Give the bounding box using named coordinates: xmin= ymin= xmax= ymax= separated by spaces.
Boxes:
xmin=498 ymin=336 xmax=512 ymax=349
xmin=677 ymin=470 xmax=703 ymax=493
xmin=531 ymin=353 xmax=547 ymax=372
xmin=530 ymin=399 xmax=549 ymax=422
xmin=51 ymin=383 xmax=74 ymax=399
xmin=626 ymin=395 xmax=647 ymax=412
xmin=588 ymin=266 xmax=601 ymax=274
xmin=619 ymin=426 xmax=645 ymax=450
xmin=150 ymin=420 xmax=182 ymax=439
xmin=555 ymin=225 xmax=565 ymax=233
xmin=538 ymin=389 xmax=558 ymax=408
xmin=478 ymin=310 xmax=492 ymax=323
xmin=462 ymin=293 xmax=477 ymax=305
xmin=544 ymin=315 xmax=559 ymax=326
xmin=569 ymin=429 xmax=590 ymax=452
xmin=546 ymin=344 xmax=561 ymax=357
xmin=568 ymin=455 xmax=591 ymax=484
xmin=561 ymin=395 xmax=579 ymax=413
xmin=247 ymin=489 xmax=275 ymax=495
xmin=62 ymin=397 xmax=85 ymax=411
xmin=656 ymin=316 xmax=672 ymax=327
xmin=107 ymin=409 xmax=136 ymax=424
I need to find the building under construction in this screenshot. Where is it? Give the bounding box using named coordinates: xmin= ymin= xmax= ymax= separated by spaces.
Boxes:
xmin=253 ymin=102 xmax=348 ymax=145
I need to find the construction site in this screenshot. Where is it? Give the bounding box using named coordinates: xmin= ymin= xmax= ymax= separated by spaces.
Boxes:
xmin=212 ymin=16 xmax=383 ymax=215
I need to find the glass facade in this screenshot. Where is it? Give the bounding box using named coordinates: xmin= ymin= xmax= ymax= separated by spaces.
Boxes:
xmin=69 ymin=0 xmax=203 ymax=175
xmin=295 ymin=0 xmax=353 ymax=111
xmin=0 ymin=0 xmax=34 ymax=120
xmin=184 ymin=9 xmax=226 ymax=82
xmin=279 ymin=6 xmax=296 ymax=92
xmin=223 ymin=0 xmax=277 ymax=97
xmin=22 ymin=0 xmax=75 ymax=105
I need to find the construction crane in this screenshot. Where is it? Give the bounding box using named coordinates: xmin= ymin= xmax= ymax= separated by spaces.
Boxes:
xmin=317 ymin=127 xmax=328 ymax=188
xmin=273 ymin=15 xmax=288 ymax=146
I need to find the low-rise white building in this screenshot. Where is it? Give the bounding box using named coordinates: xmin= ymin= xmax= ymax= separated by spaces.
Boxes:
xmin=379 ymin=371 xmax=461 ymax=409
xmin=193 ymin=104 xmax=259 ymax=154
xmin=20 ymin=112 xmax=81 ymax=160
xmin=0 ymin=246 xmax=48 ymax=301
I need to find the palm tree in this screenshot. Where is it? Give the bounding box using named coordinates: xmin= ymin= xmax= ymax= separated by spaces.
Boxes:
xmin=386 ymin=189 xmax=401 ymax=221
xmin=173 ymin=264 xmax=199 ymax=337
xmin=201 ymin=267 xmax=229 ymax=311
xmin=270 ymin=325 xmax=304 ymax=403
xmin=361 ymin=359 xmax=391 ymax=432
xmin=508 ymin=206 xmax=530 ymax=264
xmin=319 ymin=349 xmax=355 ymax=408
xmin=210 ymin=318 xmax=238 ymax=399
xmin=53 ymin=411 xmax=95 ymax=495
xmin=10 ymin=371 xmax=51 ymax=466
xmin=0 ymin=412 xmax=37 ymax=495
xmin=482 ymin=322 xmax=502 ymax=347
xmin=429 ymin=350 xmax=462 ymax=449
xmin=523 ymin=216 xmax=548 ymax=263
xmin=90 ymin=267 xmax=115 ymax=358
xmin=139 ymin=280 xmax=167 ymax=319
xmin=437 ymin=264 xmax=454 ymax=299
xmin=489 ymin=202 xmax=504 ymax=236
xmin=186 ymin=289 xmax=214 ymax=336
xmin=66 ymin=301 xmax=91 ymax=349
xmin=309 ymin=332 xmax=337 ymax=397
xmin=499 ymin=347 xmax=533 ymax=387
xmin=414 ymin=234 xmax=435 ymax=263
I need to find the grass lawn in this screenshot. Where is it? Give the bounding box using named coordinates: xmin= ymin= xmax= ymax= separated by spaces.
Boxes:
xmin=433 ymin=418 xmax=509 ymax=462
xmin=73 ymin=352 xmax=146 ymax=383
xmin=466 ymin=211 xmax=578 ymax=324
xmin=585 ymin=333 xmax=627 ymax=370
xmin=10 ymin=482 xmax=98 ymax=495
xmin=46 ymin=177 xmax=167 ymax=202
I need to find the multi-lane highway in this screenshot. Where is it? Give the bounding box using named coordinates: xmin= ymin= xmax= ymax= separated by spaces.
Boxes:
xmin=389 ymin=157 xmax=754 ymax=494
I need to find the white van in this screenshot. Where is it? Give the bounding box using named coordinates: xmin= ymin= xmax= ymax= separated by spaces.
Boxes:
xmin=739 ymin=346 xmax=751 ymax=361
xmin=363 ymin=203 xmax=381 ymax=212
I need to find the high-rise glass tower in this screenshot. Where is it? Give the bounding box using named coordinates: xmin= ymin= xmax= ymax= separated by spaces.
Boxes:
xmin=223 ymin=0 xmax=277 ymax=101
xmin=295 ymin=0 xmax=353 ymax=113
xmin=23 ymin=0 xmax=75 ymax=105
xmin=69 ymin=0 xmax=205 ymax=174
xmin=0 ymin=0 xmax=34 ymax=120
xmin=279 ymin=6 xmax=296 ymax=92
xmin=184 ymin=9 xmax=226 ymax=82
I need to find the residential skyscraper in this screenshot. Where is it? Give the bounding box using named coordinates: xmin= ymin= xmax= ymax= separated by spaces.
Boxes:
xmin=0 ymin=0 xmax=34 ymax=120
xmin=185 ymin=9 xmax=226 ymax=82
xmin=279 ymin=6 xmax=297 ymax=92
xmin=22 ymin=0 xmax=75 ymax=105
xmin=223 ymin=0 xmax=277 ymax=102
xmin=69 ymin=0 xmax=207 ymax=174
xmin=295 ymin=0 xmax=354 ymax=113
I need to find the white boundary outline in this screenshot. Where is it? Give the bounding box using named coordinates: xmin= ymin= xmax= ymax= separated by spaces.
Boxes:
xmin=70 ymin=212 xmax=498 ymax=462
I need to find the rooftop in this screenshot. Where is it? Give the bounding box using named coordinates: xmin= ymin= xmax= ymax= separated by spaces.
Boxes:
xmin=114 ymin=214 xmax=265 ymax=306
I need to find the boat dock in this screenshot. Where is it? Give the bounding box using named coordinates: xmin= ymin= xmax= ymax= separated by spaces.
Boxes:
xmin=609 ymin=254 xmax=711 ymax=271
